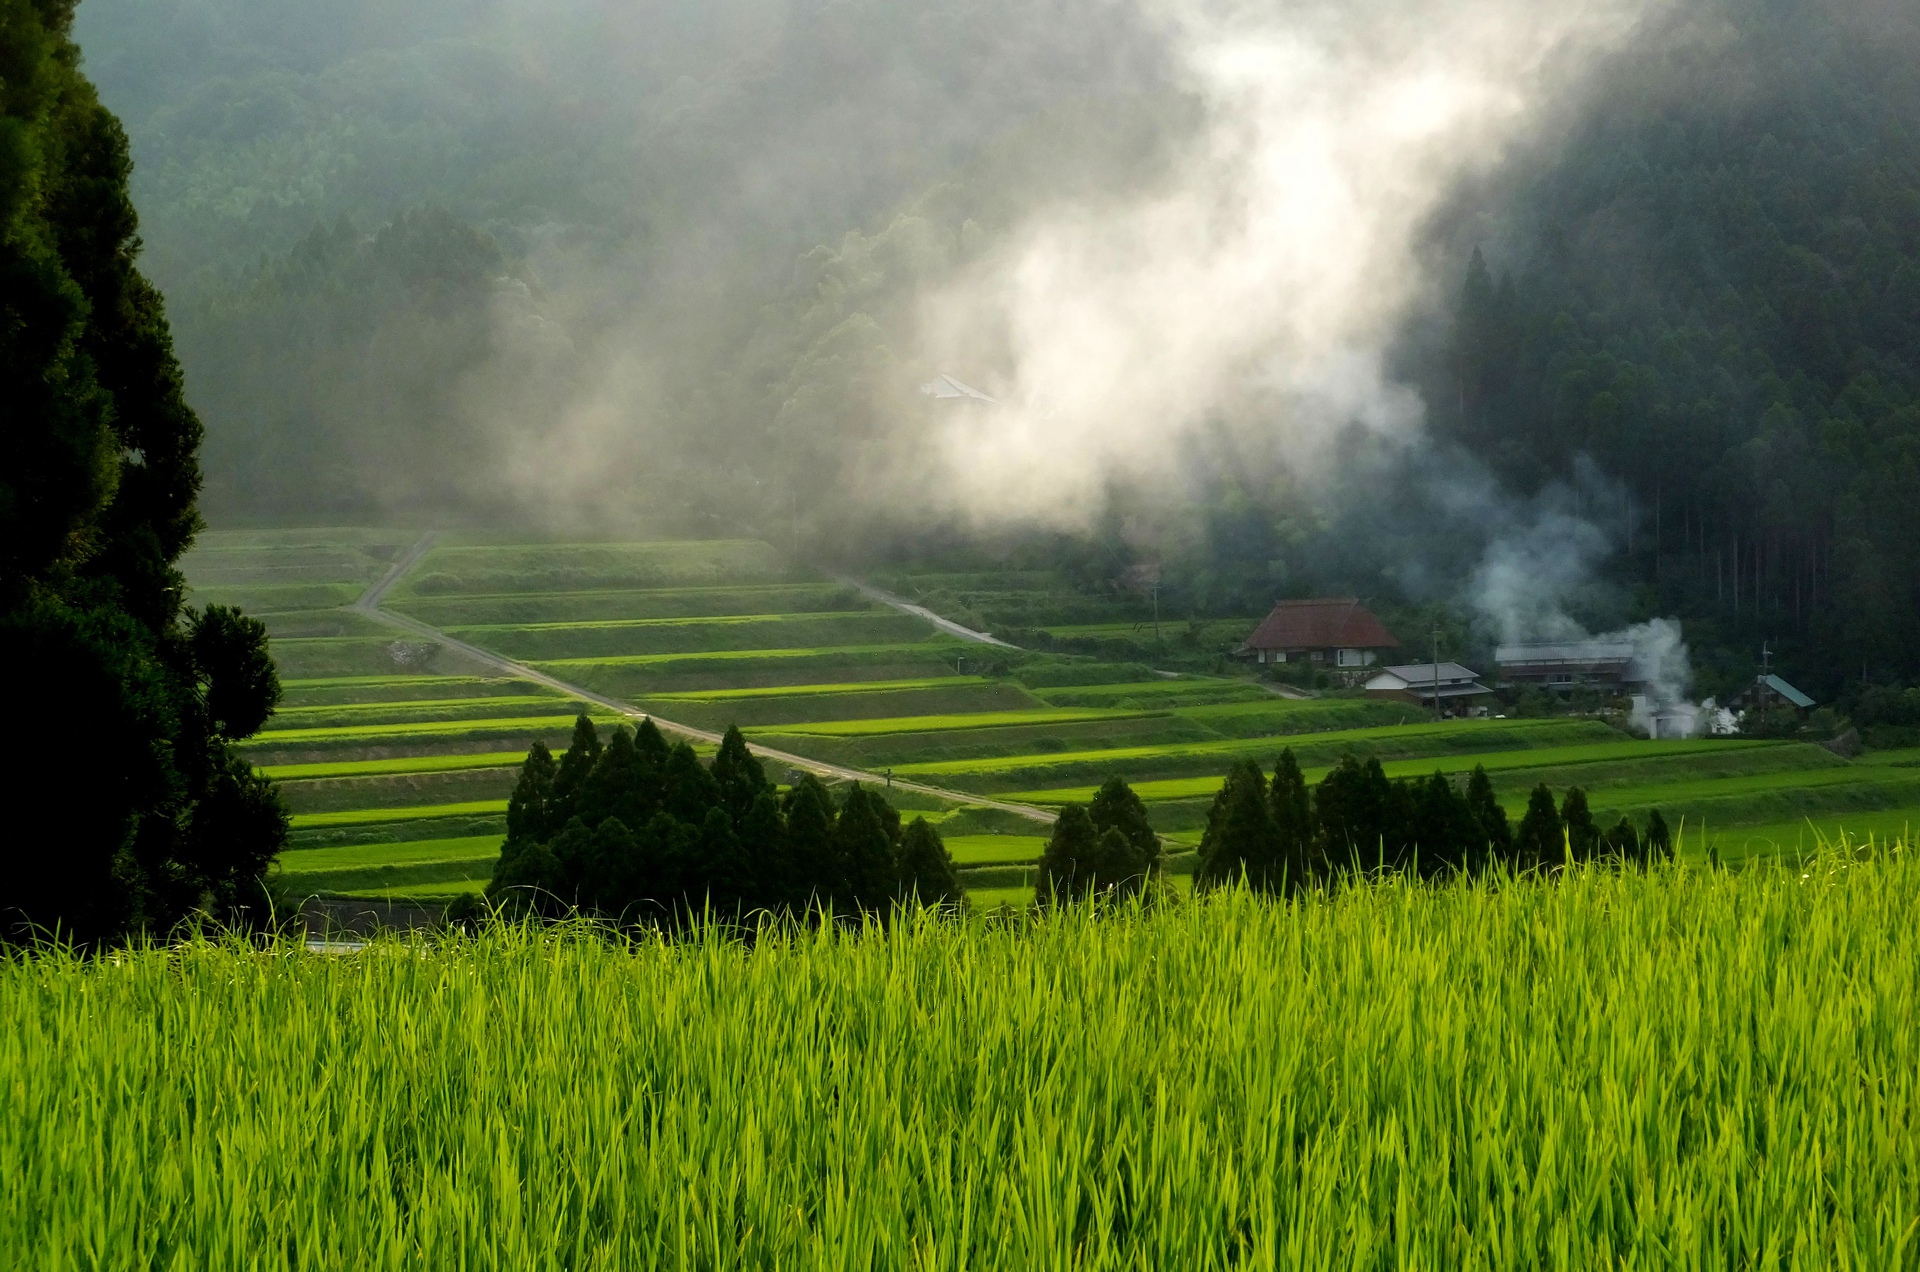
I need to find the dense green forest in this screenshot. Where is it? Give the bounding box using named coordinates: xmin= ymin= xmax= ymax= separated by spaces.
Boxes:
xmin=1 ymin=0 xmax=285 ymax=942
xmin=68 ymin=0 xmax=1920 ymax=696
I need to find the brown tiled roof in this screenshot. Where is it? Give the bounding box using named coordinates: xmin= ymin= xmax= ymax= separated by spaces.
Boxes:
xmin=1244 ymin=598 xmax=1399 ymax=651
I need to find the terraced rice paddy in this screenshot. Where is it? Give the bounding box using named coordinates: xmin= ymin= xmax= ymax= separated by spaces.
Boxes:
xmin=187 ymin=530 xmax=1920 ymax=907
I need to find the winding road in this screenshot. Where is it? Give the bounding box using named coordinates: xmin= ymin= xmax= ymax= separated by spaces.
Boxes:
xmin=350 ymin=532 xmax=1056 ymax=825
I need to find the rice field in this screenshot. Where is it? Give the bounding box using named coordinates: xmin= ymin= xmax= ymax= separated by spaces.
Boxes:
xmin=6 ymin=851 xmax=1917 ymax=1266
xmin=184 ymin=530 xmax=1920 ymax=906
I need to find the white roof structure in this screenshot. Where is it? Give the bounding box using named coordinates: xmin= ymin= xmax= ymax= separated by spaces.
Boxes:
xmin=1364 ymin=663 xmax=1492 ymax=699
xmin=918 ymin=374 xmax=1000 ymax=404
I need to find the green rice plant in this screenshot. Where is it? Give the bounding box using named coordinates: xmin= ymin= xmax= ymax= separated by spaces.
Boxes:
xmin=1172 ymin=698 xmax=1429 ymax=736
xmin=185 ymin=582 xmax=366 ymax=612
xmin=634 ymin=683 xmax=1043 ymax=731
xmin=389 ymin=582 xmax=865 ymax=626
xmin=644 ymin=675 xmax=991 ymax=700
xmin=269 ymin=697 xmax=584 ymax=731
xmin=260 ymin=752 xmax=531 ymax=781
xmin=774 ymin=707 xmax=1150 ymax=738
xmin=540 ymin=642 xmax=952 ymax=670
xmin=943 ymin=834 xmax=1048 ymax=866
xmin=275 ymin=693 xmax=569 ymax=716
xmin=288 ymin=799 xmax=509 ymax=829
xmin=254 ymin=609 xmax=397 ymax=639
xmin=462 ymin=613 xmax=930 ymax=661
xmin=275 ymin=767 xmax=527 ymax=815
xmin=276 ymin=835 xmax=505 ymax=873
xmin=1034 ymin=679 xmax=1274 ymax=708
xmin=5 ymin=852 xmax=1917 ymax=1266
xmin=251 ymin=714 xmax=621 ymax=745
xmin=392 ymin=539 xmax=803 ymax=596
xmin=753 ymin=715 xmax=1223 ymax=771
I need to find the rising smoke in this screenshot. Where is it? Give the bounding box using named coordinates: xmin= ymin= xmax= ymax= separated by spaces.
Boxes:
xmin=905 ymin=0 xmax=1656 ymax=521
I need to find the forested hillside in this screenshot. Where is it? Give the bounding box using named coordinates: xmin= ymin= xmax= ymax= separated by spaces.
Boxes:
xmin=1432 ymin=0 xmax=1920 ymax=695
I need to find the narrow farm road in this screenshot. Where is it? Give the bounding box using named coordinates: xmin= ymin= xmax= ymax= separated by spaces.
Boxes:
xmin=827 ymin=573 xmax=1019 ymax=648
xmin=350 ymin=537 xmax=1055 ymax=825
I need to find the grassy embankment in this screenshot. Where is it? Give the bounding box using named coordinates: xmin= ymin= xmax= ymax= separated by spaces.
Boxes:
xmin=4 ymin=853 xmax=1916 ymax=1265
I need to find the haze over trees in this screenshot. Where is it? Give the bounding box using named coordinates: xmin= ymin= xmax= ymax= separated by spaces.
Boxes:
xmin=0 ymin=0 xmax=286 ymax=943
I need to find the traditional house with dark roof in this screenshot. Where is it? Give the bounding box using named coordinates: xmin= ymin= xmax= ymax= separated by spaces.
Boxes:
xmin=1240 ymin=598 xmax=1399 ymax=668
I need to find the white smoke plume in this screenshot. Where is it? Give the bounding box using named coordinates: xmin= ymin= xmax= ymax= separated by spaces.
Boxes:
xmin=911 ymin=0 xmax=1654 ymax=521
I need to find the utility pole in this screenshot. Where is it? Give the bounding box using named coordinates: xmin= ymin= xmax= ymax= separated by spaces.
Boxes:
xmin=1431 ymin=627 xmax=1443 ymax=721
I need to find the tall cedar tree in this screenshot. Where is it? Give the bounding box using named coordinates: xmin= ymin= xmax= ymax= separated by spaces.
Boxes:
xmin=0 ymin=2 xmax=285 ymax=942
xmin=1195 ymin=761 xmax=1277 ymax=891
xmin=1036 ymin=804 xmax=1099 ymax=906
xmin=1089 ymin=775 xmax=1159 ymax=881
xmin=1560 ymin=788 xmax=1599 ymax=863
xmin=1464 ymin=765 xmax=1512 ymax=865
xmin=1516 ymin=783 xmax=1564 ymax=871
xmin=1314 ymin=756 xmax=1401 ymax=873
xmin=1269 ymin=749 xmax=1315 ymax=893
xmin=1646 ymin=810 xmax=1674 ymax=862
xmin=896 ymin=817 xmax=963 ymax=908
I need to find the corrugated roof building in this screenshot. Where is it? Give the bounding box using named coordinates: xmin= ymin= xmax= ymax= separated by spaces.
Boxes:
xmin=1363 ymin=662 xmax=1493 ymax=706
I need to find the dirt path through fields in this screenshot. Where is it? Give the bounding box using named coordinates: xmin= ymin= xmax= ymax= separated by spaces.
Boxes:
xmin=827 ymin=573 xmax=1019 ymax=648
xmin=349 ymin=534 xmax=1055 ymax=825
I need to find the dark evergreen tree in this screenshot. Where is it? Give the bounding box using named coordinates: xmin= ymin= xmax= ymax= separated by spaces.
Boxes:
xmin=1090 ymin=776 xmax=1160 ymax=877
xmin=1646 ymin=810 xmax=1674 ymax=863
xmin=895 ymin=817 xmax=964 ymax=908
xmin=1408 ymin=771 xmax=1479 ymax=878
xmin=0 ymin=1 xmax=286 ymax=942
xmin=1195 ymin=761 xmax=1277 ymax=891
xmin=1268 ymin=749 xmax=1315 ymax=893
xmin=1600 ymin=816 xmax=1641 ymax=865
xmin=505 ymin=742 xmax=557 ymax=845
xmin=1464 ymin=765 xmax=1511 ymax=869
xmin=1561 ymin=788 xmax=1599 ymax=863
xmin=577 ymin=725 xmax=640 ymax=828
xmin=662 ymin=741 xmax=723 ymax=825
xmin=1515 ymin=784 xmax=1564 ymax=871
xmin=1087 ymin=828 xmax=1149 ymax=900
xmin=548 ymin=715 xmax=601 ymax=826
xmin=782 ymin=775 xmax=839 ymax=912
xmin=711 ymin=725 xmax=772 ymax=823
xmin=739 ymin=791 xmax=793 ymax=912
xmin=693 ymin=805 xmax=754 ymax=917
xmin=1036 ymin=803 xmax=1100 ymax=906
xmin=1314 ymin=756 xmax=1398 ymax=873
xmin=832 ymin=784 xmax=898 ymax=915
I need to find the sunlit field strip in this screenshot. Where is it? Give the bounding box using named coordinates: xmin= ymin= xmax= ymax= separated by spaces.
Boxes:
xmin=392 ymin=581 xmax=851 ymax=602
xmin=538 ymin=643 xmax=951 ymax=668
xmin=254 ymin=715 xmax=621 ymax=744
xmin=944 ymin=834 xmax=1048 ymax=866
xmin=442 ymin=611 xmax=884 ymax=633
xmin=892 ymin=717 xmax=1617 ymax=779
xmin=1001 ymin=738 xmax=1791 ymax=804
xmin=773 ymin=708 xmax=1153 ymax=738
xmin=289 ymin=800 xmax=509 ymax=829
xmin=279 ymin=675 xmax=507 ymax=690
xmin=276 ymin=836 xmax=504 ymax=872
xmin=11 ymin=857 xmax=1917 ymax=1264
xmin=1577 ymin=765 xmax=1920 ymax=810
xmin=261 ymin=753 xmax=529 ymax=781
xmin=642 ymin=676 xmax=990 ymax=701
xmin=275 ymin=695 xmax=569 ymax=717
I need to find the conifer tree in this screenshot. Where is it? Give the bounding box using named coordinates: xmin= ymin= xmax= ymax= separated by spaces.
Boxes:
xmin=1196 ymin=760 xmax=1276 ymax=891
xmin=739 ymin=791 xmax=793 ymax=911
xmin=1646 ymin=810 xmax=1674 ymax=862
xmin=694 ymin=805 xmax=755 ymax=918
xmin=1036 ymin=803 xmax=1099 ymax=905
xmin=505 ymin=742 xmax=557 ymax=845
xmin=1269 ymin=749 xmax=1315 ymax=893
xmin=634 ymin=717 xmax=671 ymax=765
xmin=1464 ymin=764 xmax=1511 ymax=868
xmin=1409 ymin=771 xmax=1479 ymax=878
xmin=548 ymin=715 xmax=601 ymax=826
xmin=1601 ymin=816 xmax=1641 ymax=864
xmin=833 ymin=784 xmax=898 ymax=914
xmin=662 ymin=741 xmax=723 ymax=824
xmin=1516 ymin=783 xmax=1564 ymax=870
xmin=711 ymin=725 xmax=772 ymax=822
xmin=1088 ymin=827 xmax=1150 ymax=900
xmin=1313 ymin=756 xmax=1396 ymax=874
xmin=577 ymin=724 xmax=640 ymax=828
xmin=1560 ymin=787 xmax=1598 ymax=863
xmin=782 ymin=776 xmax=838 ymax=912
xmin=1090 ymin=776 xmax=1160 ymax=876
xmin=895 ymin=817 xmax=964 ymax=908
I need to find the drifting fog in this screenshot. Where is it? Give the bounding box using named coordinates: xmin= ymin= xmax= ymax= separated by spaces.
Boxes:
xmin=910 ymin=0 xmax=1651 ymax=520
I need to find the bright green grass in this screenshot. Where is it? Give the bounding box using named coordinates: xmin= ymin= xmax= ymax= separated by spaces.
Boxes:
xmin=646 ymin=676 xmax=988 ymax=700
xmin=1033 ymin=679 xmax=1273 ymax=707
xmin=895 ymin=717 xmax=1616 ymax=785
xmin=252 ymin=715 xmax=620 ymax=745
xmin=275 ymin=695 xmax=567 ymax=717
xmin=943 ymin=834 xmax=1048 ymax=866
xmin=279 ymin=674 xmax=504 ymax=691
xmin=343 ymin=877 xmax=491 ymax=899
xmin=539 ymin=642 xmax=951 ymax=669
xmin=443 ymin=611 xmax=887 ymax=633
xmin=260 ymin=752 xmax=531 ymax=781
xmin=288 ymin=800 xmax=509 ymax=829
xmin=8 ymin=860 xmax=1917 ymax=1265
xmin=1002 ymin=738 xmax=1786 ymax=805
xmin=774 ymin=707 xmax=1148 ymax=738
xmin=277 ymin=835 xmax=503 ymax=872
xmin=388 ymin=582 xmax=862 ymax=626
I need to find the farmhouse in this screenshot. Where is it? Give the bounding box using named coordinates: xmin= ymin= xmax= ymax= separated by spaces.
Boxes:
xmin=1363 ymin=661 xmax=1493 ymax=709
xmin=1731 ymin=674 xmax=1816 ymax=714
xmin=1494 ymin=640 xmax=1648 ymax=693
xmin=1240 ymin=598 xmax=1399 ymax=668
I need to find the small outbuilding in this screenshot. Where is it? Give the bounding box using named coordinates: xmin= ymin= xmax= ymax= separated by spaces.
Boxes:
xmin=1732 ymin=674 xmax=1816 ymax=714
xmin=1240 ymin=598 xmax=1399 ymax=668
xmin=1363 ymin=662 xmax=1493 ymax=709
xmin=1494 ymin=641 xmax=1646 ymax=694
